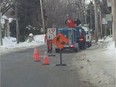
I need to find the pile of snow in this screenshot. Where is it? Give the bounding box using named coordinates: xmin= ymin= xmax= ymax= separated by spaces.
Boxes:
xmin=106 ymin=41 xmax=116 ymax=53
xmin=0 ymin=34 xmax=45 ymax=54
xmin=2 ymin=37 xmax=17 ymax=47
xmin=101 ymin=35 xmax=116 ymax=54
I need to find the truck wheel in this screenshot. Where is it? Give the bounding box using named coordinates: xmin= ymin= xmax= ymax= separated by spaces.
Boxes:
xmin=74 ymin=48 xmax=79 ymax=52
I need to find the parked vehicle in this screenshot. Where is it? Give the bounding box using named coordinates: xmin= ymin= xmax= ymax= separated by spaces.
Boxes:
xmin=55 ymin=28 xmax=79 ymax=52
xmin=82 ymin=26 xmax=92 ymax=47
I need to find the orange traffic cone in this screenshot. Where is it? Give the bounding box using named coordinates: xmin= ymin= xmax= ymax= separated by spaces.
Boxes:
xmin=33 ymin=47 xmax=40 ymax=62
xmin=43 ymin=51 xmax=49 ymax=65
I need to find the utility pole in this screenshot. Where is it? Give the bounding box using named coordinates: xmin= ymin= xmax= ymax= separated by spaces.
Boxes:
xmin=94 ymin=0 xmax=98 ymax=43
xmin=15 ymin=2 xmax=19 ymax=43
xmin=99 ymin=11 xmax=103 ymax=39
xmin=90 ymin=2 xmax=93 ymax=30
xmin=98 ymin=4 xmax=103 ymax=39
xmin=0 ymin=5 xmax=3 ymax=46
xmin=113 ymin=0 xmax=116 ymax=47
xmin=40 ymin=0 xmax=45 ymax=34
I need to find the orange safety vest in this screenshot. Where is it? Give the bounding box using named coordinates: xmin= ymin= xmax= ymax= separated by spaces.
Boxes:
xmin=66 ymin=19 xmax=76 ymax=28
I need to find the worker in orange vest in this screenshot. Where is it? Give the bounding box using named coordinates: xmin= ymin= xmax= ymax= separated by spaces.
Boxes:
xmin=44 ymin=33 xmax=52 ymax=52
xmin=65 ymin=15 xmax=76 ymax=28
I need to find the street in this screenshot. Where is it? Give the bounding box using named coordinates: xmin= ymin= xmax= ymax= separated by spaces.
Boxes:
xmin=0 ymin=0 xmax=116 ymax=87
xmin=1 ymin=45 xmax=96 ymax=87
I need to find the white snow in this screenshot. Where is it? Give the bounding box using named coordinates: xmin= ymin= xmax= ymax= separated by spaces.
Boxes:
xmin=0 ymin=34 xmax=45 ymax=54
xmin=102 ymin=36 xmax=116 ymax=54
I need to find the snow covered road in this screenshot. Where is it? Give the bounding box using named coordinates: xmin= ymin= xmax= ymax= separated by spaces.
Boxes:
xmin=73 ymin=41 xmax=116 ymax=87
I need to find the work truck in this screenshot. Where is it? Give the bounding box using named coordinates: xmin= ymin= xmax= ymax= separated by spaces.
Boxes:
xmin=55 ymin=28 xmax=79 ymax=52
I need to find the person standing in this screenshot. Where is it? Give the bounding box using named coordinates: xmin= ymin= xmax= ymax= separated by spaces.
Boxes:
xmin=65 ymin=15 xmax=76 ymax=28
xmin=44 ymin=33 xmax=52 ymax=53
xmin=75 ymin=18 xmax=81 ymax=26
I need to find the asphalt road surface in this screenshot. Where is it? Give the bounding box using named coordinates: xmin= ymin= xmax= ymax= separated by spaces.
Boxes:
xmin=1 ymin=45 xmax=96 ymax=87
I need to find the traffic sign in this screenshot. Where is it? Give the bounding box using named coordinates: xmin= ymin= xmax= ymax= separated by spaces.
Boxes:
xmin=47 ymin=28 xmax=56 ymax=40
xmin=52 ymin=33 xmax=68 ymax=49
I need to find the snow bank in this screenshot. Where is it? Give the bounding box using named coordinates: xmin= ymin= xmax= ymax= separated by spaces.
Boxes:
xmin=101 ymin=36 xmax=116 ymax=54
xmin=0 ymin=34 xmax=45 ymax=54
xmin=2 ymin=37 xmax=17 ymax=47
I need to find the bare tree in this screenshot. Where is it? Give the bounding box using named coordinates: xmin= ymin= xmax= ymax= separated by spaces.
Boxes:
xmin=43 ymin=0 xmax=86 ymax=28
xmin=0 ymin=0 xmax=14 ymax=15
xmin=0 ymin=0 xmax=14 ymax=45
xmin=43 ymin=0 xmax=66 ymax=27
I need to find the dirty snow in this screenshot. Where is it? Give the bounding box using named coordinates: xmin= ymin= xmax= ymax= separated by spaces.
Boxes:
xmin=73 ymin=36 xmax=116 ymax=87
